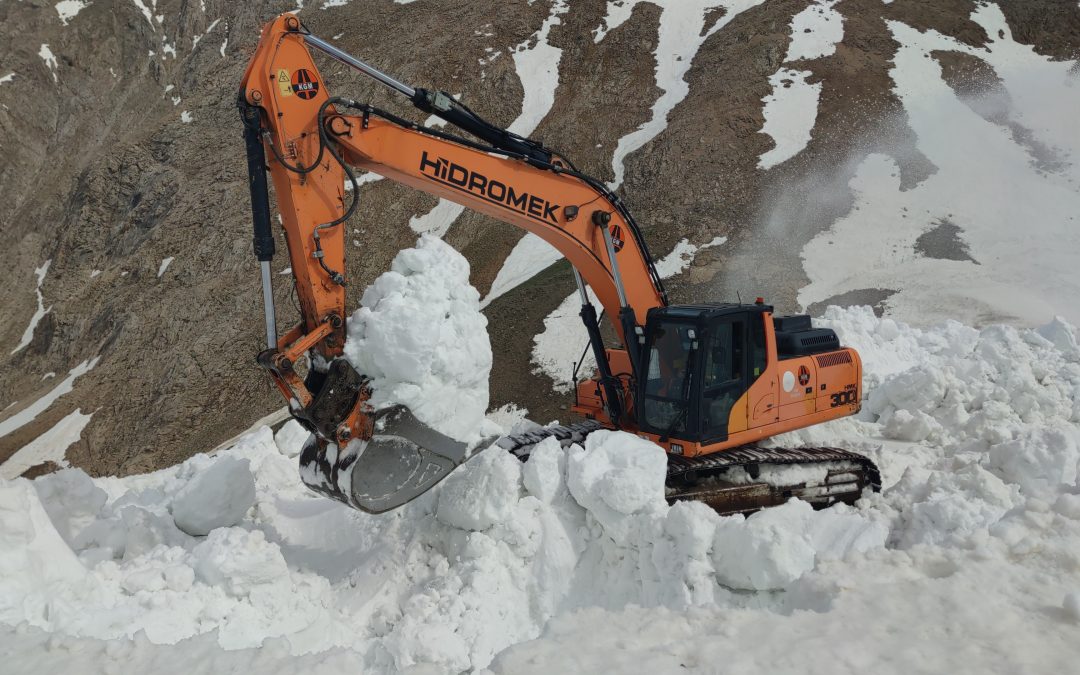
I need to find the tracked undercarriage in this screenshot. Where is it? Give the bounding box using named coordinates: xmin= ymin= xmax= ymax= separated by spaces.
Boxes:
xmin=498 ymin=422 xmax=881 ymax=516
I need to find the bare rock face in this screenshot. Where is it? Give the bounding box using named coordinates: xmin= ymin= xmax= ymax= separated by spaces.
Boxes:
xmin=1 ymin=0 xmax=1078 ymax=477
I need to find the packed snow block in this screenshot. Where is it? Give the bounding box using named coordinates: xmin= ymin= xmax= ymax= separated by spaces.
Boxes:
xmin=32 ymin=468 xmax=108 ymax=547
xmin=522 ymin=436 xmax=566 ymax=504
xmin=1037 ymin=316 xmax=1080 ymax=359
xmin=987 ymin=426 xmax=1080 ymax=498
xmin=712 ymin=499 xmax=887 ymax=591
xmin=191 ymin=528 xmax=290 ymax=597
xmin=170 ymin=456 xmax=255 ymax=536
xmin=892 ymin=464 xmax=1019 ymax=548
xmin=437 ymin=448 xmax=523 ymax=531
xmin=344 ymin=235 xmax=492 ymax=443
xmin=712 ymin=500 xmax=817 ymax=591
xmin=0 ymin=480 xmax=89 ymax=626
xmin=566 ymin=430 xmax=667 ymax=541
xmin=273 ymin=420 xmax=310 ymax=458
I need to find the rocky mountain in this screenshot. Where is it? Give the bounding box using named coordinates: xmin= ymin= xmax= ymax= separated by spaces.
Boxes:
xmin=1 ymin=0 xmax=1078 ymax=476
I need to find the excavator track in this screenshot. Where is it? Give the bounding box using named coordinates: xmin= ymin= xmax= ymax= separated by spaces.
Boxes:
xmin=498 ymin=423 xmax=881 ymax=517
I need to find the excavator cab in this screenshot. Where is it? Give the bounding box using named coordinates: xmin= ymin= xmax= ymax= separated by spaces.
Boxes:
xmin=638 ymin=304 xmax=771 ymax=446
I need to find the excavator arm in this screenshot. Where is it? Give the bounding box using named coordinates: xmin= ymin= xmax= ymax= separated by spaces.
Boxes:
xmin=238 ymin=13 xmax=666 ymax=512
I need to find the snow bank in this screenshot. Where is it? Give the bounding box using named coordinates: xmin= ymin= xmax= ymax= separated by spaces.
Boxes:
xmin=344 ymin=235 xmax=492 ymax=443
xmin=4 ymin=306 xmax=1080 ymax=672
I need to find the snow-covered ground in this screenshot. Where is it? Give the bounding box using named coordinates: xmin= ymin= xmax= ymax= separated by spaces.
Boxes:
xmin=798 ymin=4 xmax=1080 ymax=327
xmin=4 ymin=306 xmax=1080 ymax=673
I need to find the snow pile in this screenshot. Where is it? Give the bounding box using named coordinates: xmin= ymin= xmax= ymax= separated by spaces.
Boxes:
xmin=344 ymin=235 xmax=492 ymax=442
xmin=4 ymin=307 xmax=1080 ymax=672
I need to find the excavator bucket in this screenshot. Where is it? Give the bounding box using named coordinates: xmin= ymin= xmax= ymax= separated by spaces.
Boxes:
xmin=298 ymin=406 xmax=492 ymax=513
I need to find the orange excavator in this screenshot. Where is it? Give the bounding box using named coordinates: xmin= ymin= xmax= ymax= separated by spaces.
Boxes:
xmin=238 ymin=13 xmax=880 ymax=515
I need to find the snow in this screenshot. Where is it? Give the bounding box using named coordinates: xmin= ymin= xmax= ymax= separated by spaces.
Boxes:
xmin=180 ymin=111 xmax=193 ymax=123
xmin=157 ymin=256 xmax=174 ymax=277
xmin=758 ymin=68 xmax=822 ymax=169
xmin=481 ymin=234 xmax=561 ymax=308
xmin=273 ymin=420 xmax=310 ymax=458
xmin=0 ymin=409 xmax=92 ymax=480
xmin=408 ymin=199 xmax=463 ymax=237
xmin=507 ymin=0 xmax=567 ymax=137
xmin=532 ymin=236 xmax=725 ymax=391
xmin=192 ymin=18 xmax=220 ymax=49
xmin=0 ymin=358 xmax=99 ymax=440
xmin=39 ymin=44 xmax=58 ymax=83
xmin=785 ymin=0 xmax=844 ymax=62
xmin=4 ymin=307 xmax=1080 ymax=671
xmin=756 ymin=1 xmax=844 ymax=168
xmin=0 ymin=73 xmax=14 ymax=85
xmin=130 ymin=0 xmax=154 ymax=27
xmin=343 ymin=171 xmax=383 ymax=192
xmin=171 ymin=457 xmax=255 ymax=536
xmin=344 ymin=235 xmax=493 ymax=443
xmin=798 ymin=4 xmax=1080 ymax=327
xmin=55 ymin=1 xmax=89 ymax=26
xmin=604 ymin=1 xmax=767 ymax=190
xmin=11 ymin=260 xmax=52 ymax=355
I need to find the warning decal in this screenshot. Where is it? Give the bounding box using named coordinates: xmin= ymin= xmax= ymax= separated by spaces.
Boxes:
xmin=276 ymin=69 xmax=292 ymax=98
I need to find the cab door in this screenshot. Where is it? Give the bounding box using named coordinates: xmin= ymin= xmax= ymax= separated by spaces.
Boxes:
xmin=699 ymin=318 xmax=748 ymax=443
xmin=747 ymin=314 xmax=779 ymax=429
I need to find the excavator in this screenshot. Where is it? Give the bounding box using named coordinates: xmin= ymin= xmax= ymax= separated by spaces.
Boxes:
xmin=238 ymin=13 xmax=880 ymax=515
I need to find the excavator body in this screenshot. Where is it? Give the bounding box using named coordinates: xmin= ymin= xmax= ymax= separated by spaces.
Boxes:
xmin=574 ymin=304 xmax=861 ymax=456
xmin=238 ymin=13 xmax=880 ymax=515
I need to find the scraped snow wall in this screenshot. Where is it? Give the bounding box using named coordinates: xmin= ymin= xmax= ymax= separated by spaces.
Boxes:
xmin=4 ymin=307 xmax=1080 ymax=673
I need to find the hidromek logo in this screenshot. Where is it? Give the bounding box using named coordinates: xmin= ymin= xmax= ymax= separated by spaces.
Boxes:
xmin=419 ymin=151 xmax=560 ymax=225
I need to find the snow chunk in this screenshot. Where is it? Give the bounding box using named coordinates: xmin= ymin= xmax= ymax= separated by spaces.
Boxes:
xmin=156 ymin=256 xmax=174 ymax=277
xmin=522 ymin=436 xmax=566 ymax=504
xmin=170 ymin=456 xmax=255 ymax=536
xmin=713 ymin=499 xmax=886 ymax=591
xmin=0 ymin=480 xmax=89 ymax=626
xmin=344 ymin=235 xmax=492 ymax=443
xmin=192 ymin=528 xmax=289 ymax=597
xmin=436 ymin=448 xmax=522 ymax=531
xmin=566 ymin=430 xmax=667 ymax=540
xmin=987 ymin=427 xmax=1080 ymax=499
xmin=273 ymin=419 xmax=310 ymax=458
xmin=180 ymin=111 xmax=192 ymax=123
